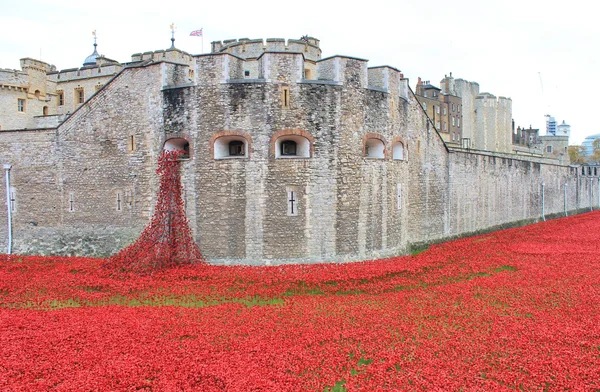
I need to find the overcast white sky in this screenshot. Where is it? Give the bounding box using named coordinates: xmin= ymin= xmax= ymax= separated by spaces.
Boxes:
xmin=1 ymin=0 xmax=595 ymax=144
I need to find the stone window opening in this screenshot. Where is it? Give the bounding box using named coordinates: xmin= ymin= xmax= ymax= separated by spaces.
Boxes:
xmin=17 ymin=99 xmax=25 ymax=112
xmin=34 ymin=90 xmax=41 ymax=98
xmin=43 ymin=106 xmax=48 ymax=116
xmin=274 ymin=135 xmax=311 ymax=159
xmin=286 ymin=186 xmax=299 ymax=216
xmin=57 ymin=90 xmax=64 ymax=106
xmin=396 ymin=184 xmax=402 ymax=210
xmin=75 ymin=87 xmax=85 ymax=104
xmin=595 ymin=167 xmax=598 ymax=176
xmin=9 ymin=188 xmax=16 ymax=213
xmin=588 ymin=167 xmax=592 ymax=176
xmin=364 ymin=138 xmax=385 ymax=159
xmin=281 ymin=86 xmax=290 ymax=109
xmin=164 ymin=137 xmax=191 ymax=159
xmin=582 ymin=166 xmax=585 ymax=175
xmin=68 ymin=193 xmax=75 ymax=212
xmin=392 ymin=141 xmax=405 ymax=161
xmin=546 ymin=145 xmax=552 ymax=153
xmin=214 ymin=136 xmax=249 ymax=159
xmin=127 ymin=135 xmax=136 ymax=153
xmin=244 ymin=70 xmax=250 ymax=78
xmin=116 ymin=193 xmax=123 ymax=212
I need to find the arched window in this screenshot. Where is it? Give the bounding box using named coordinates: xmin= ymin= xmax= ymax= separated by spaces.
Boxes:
xmin=211 ymin=131 xmax=252 ymax=160
xmin=392 ymin=141 xmax=405 ymax=160
xmin=214 ymin=136 xmax=248 ymax=159
xmin=365 ymin=138 xmax=385 ymax=159
xmin=42 ymin=106 xmax=48 ymax=116
xmin=164 ymin=138 xmax=190 ymax=159
xmin=274 ymin=136 xmax=311 ymax=158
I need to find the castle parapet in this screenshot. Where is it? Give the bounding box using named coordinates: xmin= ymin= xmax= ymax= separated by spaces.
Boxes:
xmin=131 ymin=48 xmax=194 ymax=66
xmin=367 ymin=66 xmax=407 ymax=99
xmin=0 ymin=68 xmax=28 ymax=87
xmin=211 ymin=37 xmax=321 ymax=62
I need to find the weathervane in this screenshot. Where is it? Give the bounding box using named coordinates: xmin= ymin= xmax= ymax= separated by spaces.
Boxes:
xmin=169 ymin=23 xmax=176 ymax=49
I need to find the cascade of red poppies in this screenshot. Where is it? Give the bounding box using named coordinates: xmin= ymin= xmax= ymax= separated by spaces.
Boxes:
xmin=104 ymin=150 xmax=203 ymax=272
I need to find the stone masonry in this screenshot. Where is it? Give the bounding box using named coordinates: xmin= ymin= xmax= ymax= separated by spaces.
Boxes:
xmin=0 ymin=37 xmax=597 ymax=264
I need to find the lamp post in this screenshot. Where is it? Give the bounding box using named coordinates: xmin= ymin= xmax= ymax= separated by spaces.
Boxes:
xmin=3 ymin=164 xmax=12 ymax=254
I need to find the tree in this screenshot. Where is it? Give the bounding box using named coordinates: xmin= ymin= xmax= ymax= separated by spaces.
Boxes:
xmin=568 ymin=145 xmax=585 ymax=164
xmin=590 ymin=139 xmax=600 ymax=163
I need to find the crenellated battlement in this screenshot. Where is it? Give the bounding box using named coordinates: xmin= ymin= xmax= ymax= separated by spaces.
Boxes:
xmin=47 ymin=63 xmax=123 ymax=82
xmin=0 ymin=68 xmax=28 ymax=87
xmin=211 ymin=37 xmax=321 ymax=62
xmin=131 ymin=48 xmax=194 ymax=66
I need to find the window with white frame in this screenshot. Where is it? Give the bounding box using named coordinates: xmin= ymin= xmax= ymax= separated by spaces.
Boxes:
xmin=17 ymin=99 xmax=25 ymax=112
xmin=392 ymin=141 xmax=405 ymax=160
xmin=164 ymin=138 xmax=191 ymax=159
xmin=214 ymin=136 xmax=248 ymax=159
xmin=365 ymin=138 xmax=385 ymax=158
xmin=275 ymin=135 xmax=310 ymax=158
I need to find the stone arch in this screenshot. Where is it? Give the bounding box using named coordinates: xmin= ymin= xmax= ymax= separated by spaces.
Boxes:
xmin=270 ymin=129 xmax=314 ymax=158
xmin=363 ymin=133 xmax=387 ymax=159
xmin=392 ymin=136 xmax=407 ymax=161
xmin=164 ymin=137 xmax=191 ymax=159
xmin=210 ymin=130 xmax=253 ymax=159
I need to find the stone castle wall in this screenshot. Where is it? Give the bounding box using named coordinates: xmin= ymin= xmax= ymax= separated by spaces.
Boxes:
xmin=1 ymin=39 xmax=596 ymax=263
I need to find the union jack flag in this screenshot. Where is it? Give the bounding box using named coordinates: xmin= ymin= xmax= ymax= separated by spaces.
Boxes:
xmin=190 ymin=29 xmax=203 ymax=37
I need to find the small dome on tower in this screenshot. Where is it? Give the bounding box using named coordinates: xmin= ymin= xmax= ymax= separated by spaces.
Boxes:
xmin=83 ymin=31 xmax=100 ymax=66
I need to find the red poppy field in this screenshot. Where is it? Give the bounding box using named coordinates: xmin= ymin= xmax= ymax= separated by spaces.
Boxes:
xmin=1 ymin=212 xmax=599 ymax=391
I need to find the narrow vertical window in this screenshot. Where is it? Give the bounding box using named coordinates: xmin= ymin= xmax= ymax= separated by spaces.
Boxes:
xmin=9 ymin=188 xmax=16 ymax=212
xmin=75 ymin=87 xmax=85 ymax=104
xmin=281 ymin=86 xmax=290 ymax=109
xmin=396 ymin=184 xmax=402 ymax=210
xmin=286 ymin=186 xmax=299 ymax=216
xmin=116 ymin=193 xmax=122 ymax=211
xmin=57 ymin=90 xmax=64 ymax=106
xmin=69 ymin=193 xmax=75 ymax=212
xmin=127 ymin=135 xmax=136 ymax=153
